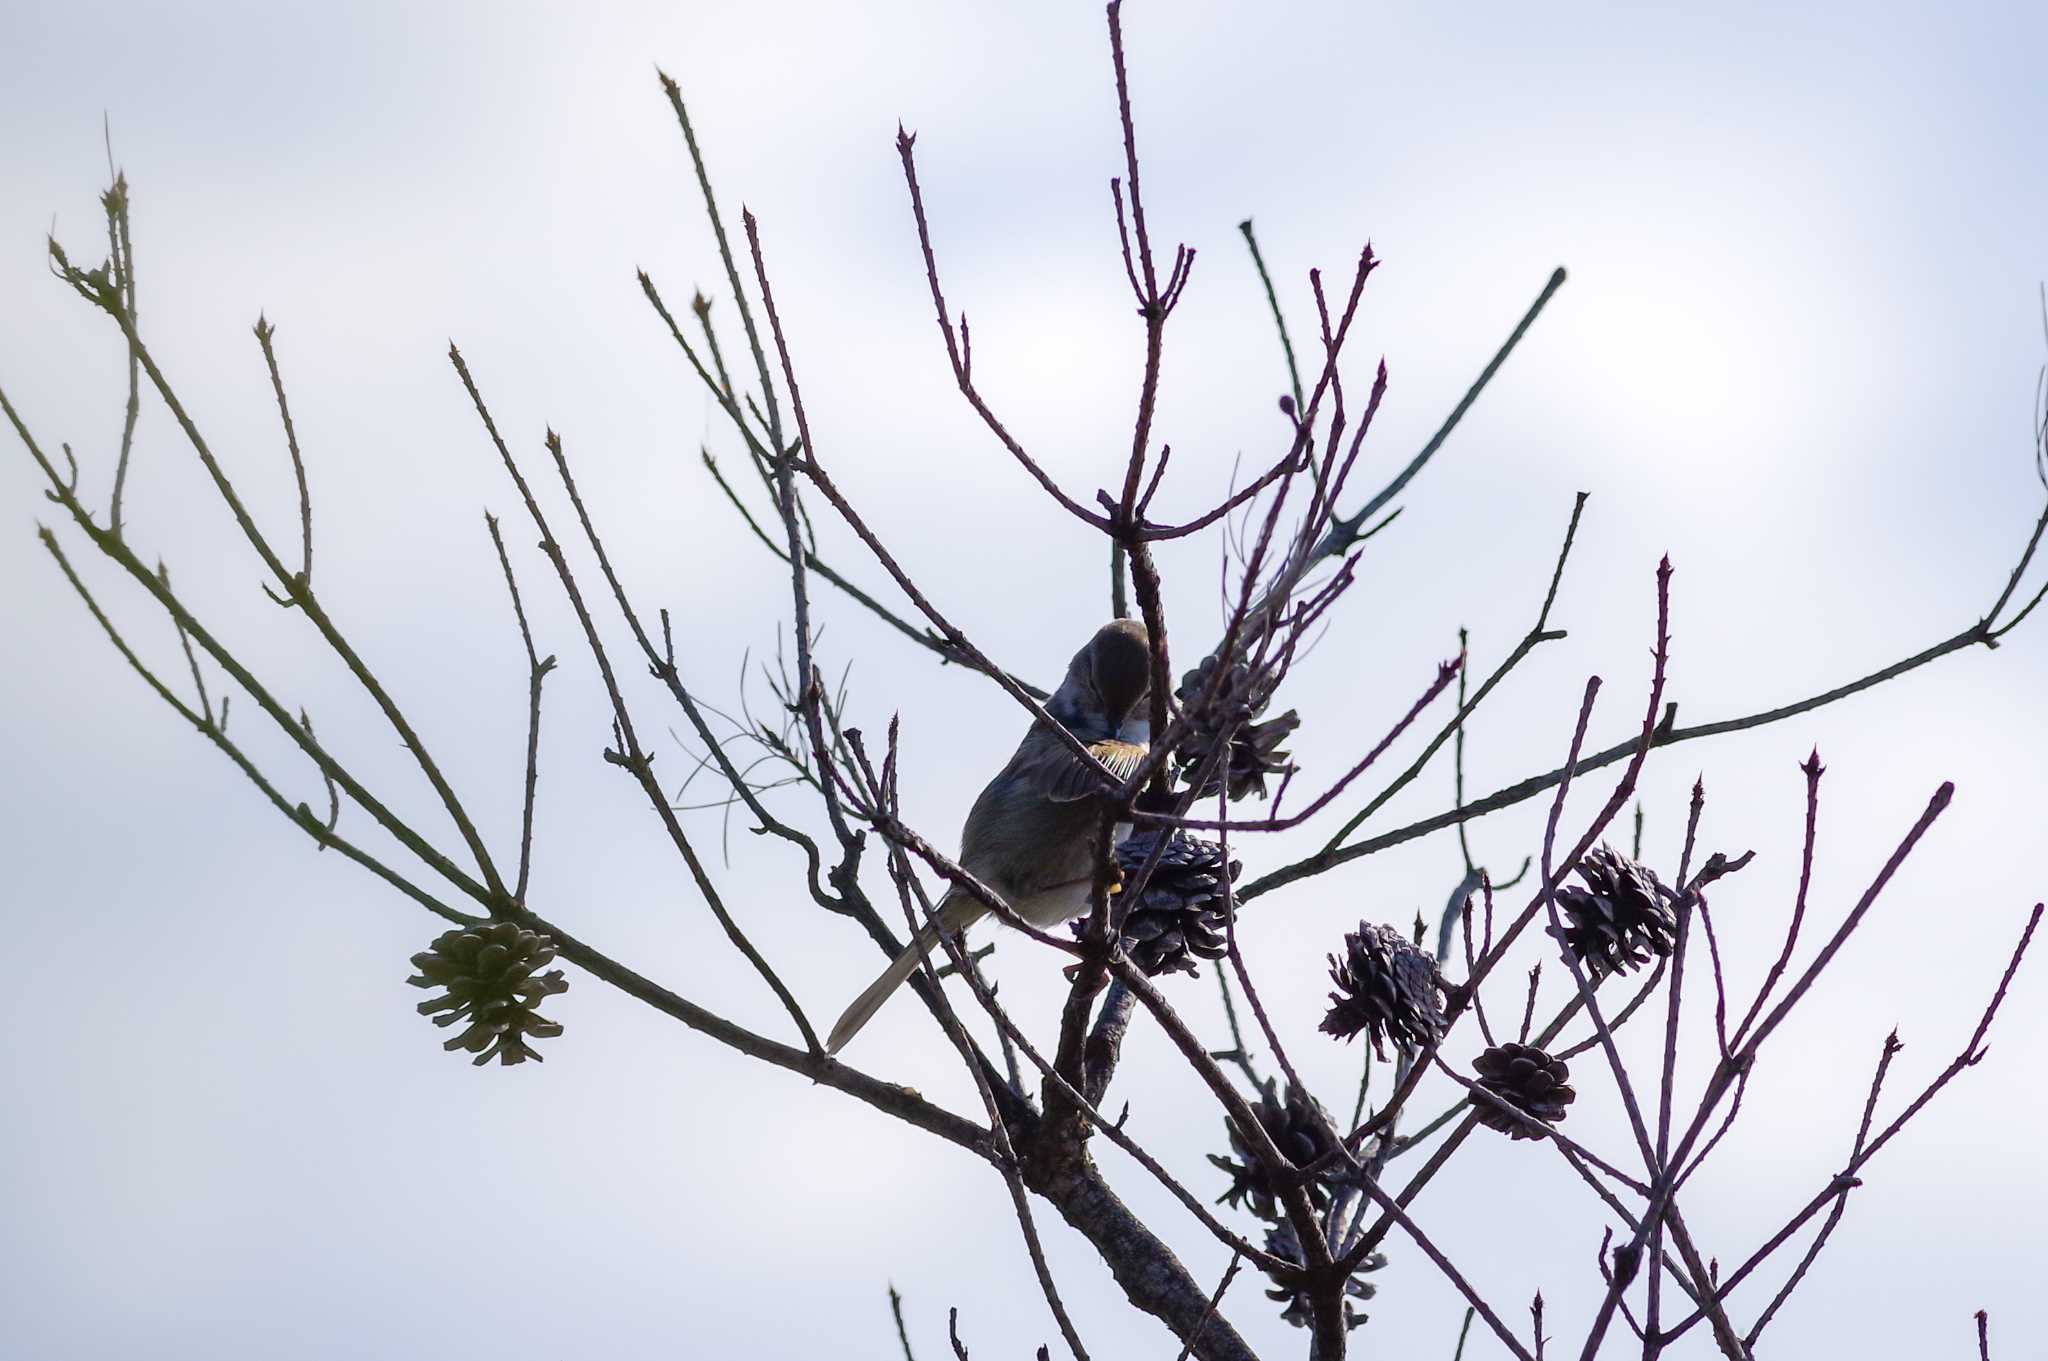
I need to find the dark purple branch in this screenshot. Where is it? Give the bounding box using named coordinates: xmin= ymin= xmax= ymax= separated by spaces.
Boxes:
xmin=1660 ymin=903 xmax=2040 ymax=1345
xmin=895 ymin=128 xmax=1111 ymax=531
xmin=1151 ymin=655 xmax=1459 ymax=833
xmin=1732 ymin=748 xmax=1825 ymax=1046
xmin=1741 ymin=1030 xmax=1902 ymax=1347
xmin=1350 ymin=1173 xmax=1537 ymax=1361
xmin=1243 ymin=567 xmax=2046 ymax=902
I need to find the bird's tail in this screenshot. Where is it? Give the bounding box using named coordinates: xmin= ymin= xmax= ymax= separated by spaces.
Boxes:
xmin=826 ymin=894 xmax=984 ymax=1054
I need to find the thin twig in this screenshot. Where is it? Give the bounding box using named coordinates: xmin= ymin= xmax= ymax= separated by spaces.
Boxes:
xmin=1312 ymin=494 xmax=1586 ymax=858
xmin=1658 ymin=903 xmax=2041 ymax=1346
xmin=36 ymin=527 xmax=477 ymax=926
xmin=853 ymin=730 xmax=1089 ymax=1361
xmin=451 ymin=351 xmax=820 ymax=1050
xmin=484 ymin=512 xmax=555 ymax=906
xmin=895 ymin=126 xmax=1110 ymax=531
xmin=1238 ymin=219 xmax=1303 ymax=413
xmin=253 ymin=316 xmax=313 ymax=588
xmin=1741 ymin=1030 xmax=1902 ymax=1346
xmin=1451 ymin=1307 xmax=1477 ymax=1361
xmin=1732 ymin=747 xmax=1825 ymax=1046
xmin=46 ymin=270 xmax=517 ymax=902
xmin=889 ymin=1284 xmax=918 ymax=1361
xmin=1350 ymin=1172 xmax=1536 ymax=1361
xmin=8 ymin=384 xmax=500 ymax=911
xmin=1173 ymin=1255 xmax=1243 ymax=1361
xmin=1311 ymin=267 xmax=1567 ymax=560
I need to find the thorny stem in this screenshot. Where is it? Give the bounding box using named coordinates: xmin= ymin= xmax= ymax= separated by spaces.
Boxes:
xmin=48 ymin=264 xmax=517 ymax=906
xmin=699 ymin=448 xmax=1049 ymax=699
xmin=1242 ymin=572 xmax=2044 ymax=902
xmin=1657 ymin=902 xmax=2041 ymax=1347
xmin=1310 ymin=267 xmax=1567 ymax=561
xmin=484 ymin=513 xmax=555 ymax=907
xmin=450 ymin=350 xmax=820 ymax=1051
xmin=1173 ymin=1254 xmax=1243 ymax=1361
xmin=1351 ymin=1172 xmax=1536 ymax=1361
xmin=1315 ymin=494 xmax=1585 ymax=856
xmin=1732 ymin=748 xmax=1825 ymax=1046
xmin=8 ymin=384 xmax=501 ymax=911
xmin=36 ymin=527 xmax=477 ymax=926
xmin=253 ymin=316 xmax=314 ymax=588
xmin=895 ymin=125 xmax=1112 ymax=532
xmin=1740 ymin=1030 xmax=1901 ymax=1347
xmin=1646 ymin=782 xmax=1711 ymax=1348
xmin=858 ymin=737 xmax=1090 ymax=1361
xmin=742 ymin=209 xmax=858 ymax=848
xmin=102 ymin=175 xmax=141 ymax=542
xmin=656 ymin=70 xmax=787 ymax=458
xmin=1103 ymin=0 xmax=1188 ymax=790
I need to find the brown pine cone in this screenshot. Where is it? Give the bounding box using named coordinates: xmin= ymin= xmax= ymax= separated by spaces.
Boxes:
xmin=1319 ymin=921 xmax=1445 ymax=1058
xmin=1471 ymin=1042 xmax=1576 ymax=1139
xmin=1173 ymin=651 xmax=1299 ymax=802
xmin=1557 ymin=844 xmax=1677 ymax=976
xmin=1208 ymin=1083 xmax=1343 ymax=1217
xmin=1109 ymin=829 xmax=1240 ymax=976
xmin=1262 ymin=1219 xmax=1383 ymax=1331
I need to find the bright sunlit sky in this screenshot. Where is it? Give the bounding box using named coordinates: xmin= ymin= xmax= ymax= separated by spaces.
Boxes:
xmin=5 ymin=3 xmax=2046 ymax=1358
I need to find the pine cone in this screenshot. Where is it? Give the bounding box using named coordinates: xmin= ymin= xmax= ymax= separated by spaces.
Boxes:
xmin=1110 ymin=829 xmax=1240 ymax=976
xmin=1209 ymin=1084 xmax=1342 ymax=1217
xmin=1173 ymin=651 xmax=1299 ymax=802
xmin=1263 ymin=1219 xmax=1383 ymax=1331
xmin=1557 ymin=844 xmax=1677 ymax=977
xmin=1471 ymin=1042 xmax=1576 ymax=1140
xmin=1319 ymin=922 xmax=1444 ymax=1058
xmin=407 ymin=921 xmax=569 ymax=1066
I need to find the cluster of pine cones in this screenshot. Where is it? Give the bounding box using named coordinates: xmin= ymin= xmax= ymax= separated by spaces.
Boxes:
xmin=1209 ymin=1083 xmax=1387 ymax=1332
xmin=383 ymin=621 xmax=1691 ymax=1356
xmin=1083 ymin=646 xmax=1304 ymax=977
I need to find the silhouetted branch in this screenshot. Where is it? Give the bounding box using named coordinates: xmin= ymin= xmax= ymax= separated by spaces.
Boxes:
xmin=10 ymin=15 xmax=2040 ymax=1360
xmin=484 ymin=512 xmax=556 ymax=906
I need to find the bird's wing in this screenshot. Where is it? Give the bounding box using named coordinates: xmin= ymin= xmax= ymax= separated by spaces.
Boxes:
xmin=1044 ymin=737 xmax=1148 ymax=803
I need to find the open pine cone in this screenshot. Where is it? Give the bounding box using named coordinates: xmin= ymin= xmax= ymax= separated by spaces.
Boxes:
xmin=1109 ymin=829 xmax=1240 ymax=976
xmin=1209 ymin=1083 xmax=1343 ymax=1217
xmin=408 ymin=921 xmax=569 ymax=1066
xmin=1173 ymin=651 xmax=1300 ymax=802
xmin=1557 ymin=844 xmax=1677 ymax=976
xmin=1319 ymin=921 xmax=1444 ymax=1057
xmin=1263 ymin=1219 xmax=1384 ymax=1331
xmin=1471 ymin=1042 xmax=1576 ymax=1139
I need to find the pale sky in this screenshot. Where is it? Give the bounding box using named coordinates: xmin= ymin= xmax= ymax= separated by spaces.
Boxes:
xmin=4 ymin=3 xmax=2046 ymax=1358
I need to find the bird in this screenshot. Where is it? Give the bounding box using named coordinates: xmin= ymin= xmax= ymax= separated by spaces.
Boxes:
xmin=825 ymin=618 xmax=1153 ymax=1054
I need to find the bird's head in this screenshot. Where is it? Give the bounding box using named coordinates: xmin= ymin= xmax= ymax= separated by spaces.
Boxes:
xmin=1077 ymin=617 xmax=1151 ymax=729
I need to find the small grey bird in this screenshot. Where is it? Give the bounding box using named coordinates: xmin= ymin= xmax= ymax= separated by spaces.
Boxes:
xmin=825 ymin=618 xmax=1152 ymax=1054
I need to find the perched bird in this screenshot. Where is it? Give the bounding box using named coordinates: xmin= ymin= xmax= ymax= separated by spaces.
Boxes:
xmin=825 ymin=618 xmax=1153 ymax=1054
